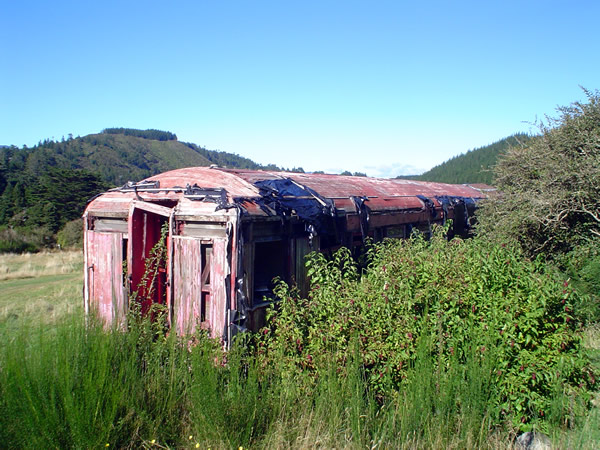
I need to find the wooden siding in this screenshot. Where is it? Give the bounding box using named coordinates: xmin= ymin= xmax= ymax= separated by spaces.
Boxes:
xmin=172 ymin=235 xmax=229 ymax=339
xmin=172 ymin=237 xmax=203 ymax=335
xmin=86 ymin=231 xmax=126 ymax=327
xmin=209 ymin=238 xmax=228 ymax=339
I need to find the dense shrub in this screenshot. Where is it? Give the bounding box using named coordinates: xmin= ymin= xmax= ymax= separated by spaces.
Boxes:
xmin=56 ymin=219 xmax=83 ymax=249
xmin=255 ymin=228 xmax=596 ymax=430
xmin=0 ymin=238 xmax=39 ymax=253
xmin=556 ymin=241 xmax=600 ymax=321
xmin=479 ymin=89 xmax=600 ymax=257
xmin=0 ymin=225 xmax=55 ymax=253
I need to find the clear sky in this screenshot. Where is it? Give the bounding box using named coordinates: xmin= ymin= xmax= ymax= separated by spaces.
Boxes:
xmin=1 ymin=1 xmax=598 ymax=177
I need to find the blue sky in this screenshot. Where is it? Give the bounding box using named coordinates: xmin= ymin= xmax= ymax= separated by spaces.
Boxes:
xmin=1 ymin=1 xmax=598 ymax=177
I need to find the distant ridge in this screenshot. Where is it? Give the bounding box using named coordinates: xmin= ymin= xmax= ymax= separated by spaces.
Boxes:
xmin=102 ymin=128 xmax=178 ymax=141
xmin=401 ymin=133 xmax=533 ymax=185
xmin=1 ymin=128 xmax=281 ymax=187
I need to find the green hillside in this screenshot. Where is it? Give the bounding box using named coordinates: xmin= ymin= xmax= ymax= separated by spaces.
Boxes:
xmin=407 ymin=133 xmax=533 ymax=185
xmin=13 ymin=132 xmax=212 ymax=186
xmin=0 ymin=128 xmax=282 ymax=251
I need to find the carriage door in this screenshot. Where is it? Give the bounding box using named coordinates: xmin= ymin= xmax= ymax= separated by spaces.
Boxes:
xmin=86 ymin=229 xmax=127 ymax=328
xmin=172 ymin=220 xmax=229 ymax=337
xmin=128 ymin=201 xmax=173 ymax=317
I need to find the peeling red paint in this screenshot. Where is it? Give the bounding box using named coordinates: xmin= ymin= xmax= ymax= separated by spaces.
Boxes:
xmin=86 ymin=231 xmax=126 ymax=327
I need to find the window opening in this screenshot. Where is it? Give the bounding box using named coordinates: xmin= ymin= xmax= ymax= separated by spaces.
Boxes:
xmin=253 ymin=240 xmax=287 ymax=303
xmin=200 ymin=243 xmax=212 ymax=322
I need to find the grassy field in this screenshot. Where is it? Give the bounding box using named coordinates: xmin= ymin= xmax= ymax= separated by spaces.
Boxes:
xmin=0 ymin=250 xmax=83 ymax=332
xmin=0 ymin=251 xmax=598 ymax=449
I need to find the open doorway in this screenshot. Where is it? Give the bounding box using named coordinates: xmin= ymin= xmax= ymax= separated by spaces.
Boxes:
xmin=129 ymin=205 xmax=171 ymax=317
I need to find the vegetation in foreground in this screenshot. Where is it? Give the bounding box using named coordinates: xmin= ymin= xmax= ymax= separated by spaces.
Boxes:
xmin=256 ymin=230 xmax=597 ymax=436
xmin=0 ymin=233 xmax=598 ymax=449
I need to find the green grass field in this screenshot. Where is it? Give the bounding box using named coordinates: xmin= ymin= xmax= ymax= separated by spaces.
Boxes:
xmin=0 ymin=251 xmax=598 ymax=449
xmin=0 ymin=251 xmax=83 ymax=332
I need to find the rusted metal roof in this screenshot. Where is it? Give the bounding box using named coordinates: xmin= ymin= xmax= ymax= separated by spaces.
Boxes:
xmin=85 ymin=167 xmax=487 ymax=217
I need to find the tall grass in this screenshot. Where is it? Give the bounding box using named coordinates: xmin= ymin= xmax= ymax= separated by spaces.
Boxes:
xmin=0 ymin=250 xmax=597 ymax=448
xmin=0 ymin=316 xmax=188 ymax=448
xmin=0 ymin=314 xmax=534 ymax=449
xmin=1 ymin=315 xmax=597 ymax=448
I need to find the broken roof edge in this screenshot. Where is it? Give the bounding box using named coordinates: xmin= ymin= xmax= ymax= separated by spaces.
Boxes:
xmin=85 ymin=166 xmax=489 ymax=219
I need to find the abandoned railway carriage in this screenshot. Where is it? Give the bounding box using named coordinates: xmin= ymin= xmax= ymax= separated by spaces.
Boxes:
xmin=83 ymin=167 xmax=489 ymax=344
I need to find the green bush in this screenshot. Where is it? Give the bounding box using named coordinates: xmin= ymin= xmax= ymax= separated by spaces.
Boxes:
xmin=56 ymin=219 xmax=83 ymax=249
xmin=256 ymin=228 xmax=596 ymax=431
xmin=556 ymin=241 xmax=600 ymax=321
xmin=479 ymin=89 xmax=600 ymax=258
xmin=0 ymin=238 xmax=39 ymax=253
xmin=0 ymin=225 xmax=55 ymax=253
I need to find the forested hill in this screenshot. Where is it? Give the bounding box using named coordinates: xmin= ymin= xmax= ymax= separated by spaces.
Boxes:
xmin=2 ymin=130 xmax=272 ymax=187
xmin=405 ymin=133 xmax=533 ymax=185
xmin=0 ymin=128 xmax=281 ymax=250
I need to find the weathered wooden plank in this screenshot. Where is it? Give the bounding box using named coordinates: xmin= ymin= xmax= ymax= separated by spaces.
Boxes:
xmin=172 ymin=237 xmax=202 ymax=335
xmin=93 ymin=218 xmax=129 ymax=234
xmin=130 ymin=200 xmax=172 ymax=217
xmin=180 ymin=222 xmax=227 ymax=238
xmin=294 ymin=237 xmax=311 ymax=297
xmin=87 ymin=231 xmax=125 ymax=327
xmin=111 ymin=235 xmax=127 ymax=328
xmin=210 ymin=238 xmax=228 ymax=340
xmin=175 ymin=214 xmax=231 ymax=222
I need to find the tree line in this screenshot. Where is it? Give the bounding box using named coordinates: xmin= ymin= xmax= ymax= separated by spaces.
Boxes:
xmin=102 ymin=128 xmax=177 ymax=141
xmin=407 ymin=133 xmax=533 ymax=185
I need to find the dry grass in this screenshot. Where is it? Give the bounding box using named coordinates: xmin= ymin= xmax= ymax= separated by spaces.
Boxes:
xmin=0 ymin=250 xmax=82 ymax=281
xmin=258 ymin=412 xmax=514 ymax=449
xmin=0 ymin=251 xmax=83 ymax=329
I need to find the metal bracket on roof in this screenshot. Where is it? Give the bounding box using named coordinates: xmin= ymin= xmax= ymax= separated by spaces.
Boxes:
xmin=184 ymin=184 xmax=227 ymax=201
xmin=184 ymin=184 xmax=239 ymax=212
xmin=118 ymin=180 xmax=160 ymax=191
